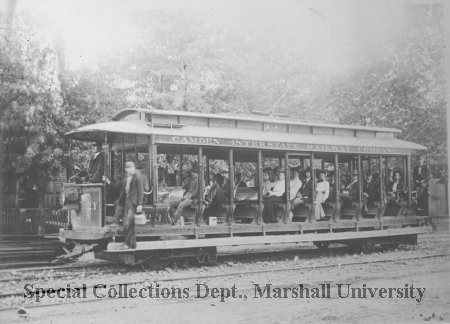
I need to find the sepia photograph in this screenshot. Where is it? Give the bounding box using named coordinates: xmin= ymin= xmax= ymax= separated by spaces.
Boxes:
xmin=0 ymin=0 xmax=449 ymax=323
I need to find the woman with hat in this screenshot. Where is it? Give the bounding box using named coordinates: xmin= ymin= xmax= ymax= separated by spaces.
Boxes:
xmin=314 ymin=169 xmax=329 ymax=220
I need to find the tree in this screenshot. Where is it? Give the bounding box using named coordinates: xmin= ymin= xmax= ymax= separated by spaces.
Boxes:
xmin=325 ymin=4 xmax=446 ymax=176
xmin=0 ymin=12 xmax=65 ymax=233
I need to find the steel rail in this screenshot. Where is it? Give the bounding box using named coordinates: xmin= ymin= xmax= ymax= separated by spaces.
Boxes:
xmin=0 ymin=252 xmax=448 ymax=306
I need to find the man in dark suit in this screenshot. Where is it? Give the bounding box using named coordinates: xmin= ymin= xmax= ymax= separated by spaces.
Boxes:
xmin=290 ymin=167 xmax=312 ymax=210
xmin=203 ymin=173 xmax=226 ymax=220
xmin=362 ymin=173 xmax=379 ymax=212
xmin=413 ymin=156 xmax=430 ymax=211
xmin=115 ymin=161 xmax=144 ymax=249
xmin=172 ymin=163 xmax=204 ymax=225
xmin=387 ymin=171 xmax=406 ymax=203
xmin=385 ymin=168 xmax=394 ymax=192
xmin=88 ymin=143 xmax=105 ymax=183
xmin=340 ymin=170 xmax=359 ymax=206
xmin=327 ymin=171 xmax=336 ymax=202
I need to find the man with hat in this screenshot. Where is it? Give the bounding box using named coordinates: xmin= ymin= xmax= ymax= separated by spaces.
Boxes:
xmin=172 ymin=161 xmax=204 ymax=225
xmin=387 ymin=170 xmax=407 ymax=203
xmin=340 ymin=169 xmax=359 ymax=205
xmin=385 ymin=168 xmax=394 ymax=192
xmin=413 ymin=155 xmax=430 ymax=212
xmin=262 ymin=167 xmax=285 ymax=222
xmin=115 ymin=161 xmax=144 ymax=249
xmin=87 ymin=142 xmax=105 ymax=183
xmin=223 ymin=172 xmax=247 ymax=201
xmin=362 ymin=173 xmax=379 ymax=213
xmin=262 ymin=167 xmax=285 ymax=197
xmin=203 ymin=173 xmax=226 ymax=220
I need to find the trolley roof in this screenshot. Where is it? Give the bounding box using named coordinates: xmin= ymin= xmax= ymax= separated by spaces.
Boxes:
xmin=66 ymin=118 xmax=427 ymax=155
xmin=112 ymin=108 xmax=402 ymax=133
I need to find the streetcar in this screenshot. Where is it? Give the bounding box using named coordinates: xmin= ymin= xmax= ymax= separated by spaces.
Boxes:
xmin=59 ymin=109 xmax=431 ymax=265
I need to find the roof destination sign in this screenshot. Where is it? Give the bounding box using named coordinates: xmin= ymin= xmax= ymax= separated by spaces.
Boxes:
xmin=156 ymin=135 xmax=410 ymax=154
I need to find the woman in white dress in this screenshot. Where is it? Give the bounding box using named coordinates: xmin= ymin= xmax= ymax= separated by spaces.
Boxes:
xmin=314 ymin=170 xmax=330 ymax=220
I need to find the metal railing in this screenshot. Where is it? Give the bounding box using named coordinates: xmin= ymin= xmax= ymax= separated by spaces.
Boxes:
xmin=1 ymin=208 xmax=68 ymax=235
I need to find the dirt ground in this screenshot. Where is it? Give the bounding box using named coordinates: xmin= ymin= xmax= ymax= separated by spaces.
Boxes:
xmin=1 ymin=251 xmax=449 ymax=323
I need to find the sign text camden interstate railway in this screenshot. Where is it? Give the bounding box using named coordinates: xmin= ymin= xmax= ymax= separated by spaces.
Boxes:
xmin=155 ymin=135 xmax=410 ymax=154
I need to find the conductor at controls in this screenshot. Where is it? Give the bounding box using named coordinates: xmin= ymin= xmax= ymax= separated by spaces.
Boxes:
xmin=88 ymin=142 xmax=105 ymax=183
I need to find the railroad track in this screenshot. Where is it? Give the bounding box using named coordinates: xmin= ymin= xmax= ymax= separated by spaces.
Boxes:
xmin=0 ymin=237 xmax=64 ymax=270
xmin=0 ymin=240 xmax=423 ymax=284
xmin=0 ymin=245 xmax=351 ymax=284
xmin=0 ymin=252 xmax=448 ymax=308
xmin=0 ymin=232 xmax=445 ymax=273
xmin=0 ymin=236 xmax=447 ymax=284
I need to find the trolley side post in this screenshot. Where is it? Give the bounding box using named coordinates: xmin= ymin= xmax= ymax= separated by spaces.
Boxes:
xmin=257 ymin=150 xmax=263 ymax=225
xmin=334 ymin=153 xmax=340 ymax=222
xmin=228 ymin=148 xmax=235 ymax=225
xmin=284 ymin=151 xmax=290 ymax=224
xmin=378 ymin=154 xmax=384 ymax=222
xmin=357 ymin=154 xmax=363 ymax=221
xmin=310 ymin=152 xmax=315 ymax=223
xmin=150 ymin=136 xmax=158 ymax=228
xmin=197 ymin=146 xmax=204 ymax=227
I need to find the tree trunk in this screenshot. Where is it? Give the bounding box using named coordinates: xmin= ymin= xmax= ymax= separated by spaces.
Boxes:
xmin=37 ymin=191 xmax=46 ymax=235
xmin=0 ymin=131 xmax=3 ymax=236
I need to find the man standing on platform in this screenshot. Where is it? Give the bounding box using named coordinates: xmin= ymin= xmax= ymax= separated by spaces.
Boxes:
xmin=115 ymin=161 xmax=144 ymax=249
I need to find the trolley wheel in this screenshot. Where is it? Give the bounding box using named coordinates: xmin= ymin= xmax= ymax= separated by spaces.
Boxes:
xmin=381 ymin=242 xmax=399 ymax=251
xmin=360 ymin=239 xmax=376 ymax=254
xmin=402 ymin=234 xmax=418 ymax=246
xmin=313 ymin=241 xmax=330 ymax=250
xmin=195 ymin=247 xmax=217 ymax=266
xmin=178 ymin=257 xmax=190 ymax=269
xmin=64 ymin=240 xmax=76 ymax=252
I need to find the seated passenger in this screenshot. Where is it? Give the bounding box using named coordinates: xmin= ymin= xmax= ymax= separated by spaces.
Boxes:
xmin=385 ymin=168 xmax=394 ymax=192
xmin=203 ymin=173 xmax=226 ymax=220
xmin=235 ymin=172 xmax=248 ymax=188
xmin=339 ymin=176 xmax=348 ymax=191
xmin=262 ymin=168 xmax=285 ymax=223
xmin=290 ymin=167 xmax=313 ymax=212
xmin=362 ymin=173 xmax=379 ymax=213
xmin=340 ymin=170 xmax=359 ymax=205
xmin=386 ymin=171 xmax=407 ymax=203
xmin=169 ymin=163 xmax=204 ymax=225
xmin=262 ymin=168 xmax=285 ymax=198
xmin=327 ymin=171 xmax=336 ymax=203
xmin=287 ymin=167 xmax=302 ymax=219
xmin=314 ymin=170 xmax=330 ymax=220
xmin=223 ymin=172 xmax=248 ymax=201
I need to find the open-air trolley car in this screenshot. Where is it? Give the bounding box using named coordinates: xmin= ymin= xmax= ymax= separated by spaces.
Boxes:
xmin=59 ymin=109 xmax=430 ymax=265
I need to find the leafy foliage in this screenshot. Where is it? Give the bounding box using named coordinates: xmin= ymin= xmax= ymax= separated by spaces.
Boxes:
xmin=324 ymin=5 xmax=446 ymax=176
xmin=0 ymin=13 xmax=65 ymax=195
xmin=0 ymin=3 xmax=447 ymax=213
